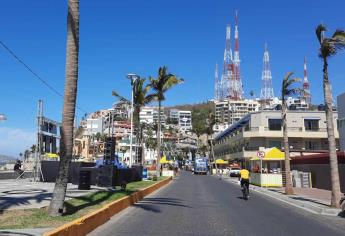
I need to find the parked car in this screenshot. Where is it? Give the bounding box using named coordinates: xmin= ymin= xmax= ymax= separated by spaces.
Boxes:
xmin=229 ymin=167 xmax=241 ymax=177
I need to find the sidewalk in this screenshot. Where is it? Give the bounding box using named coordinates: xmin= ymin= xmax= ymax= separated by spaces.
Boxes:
xmin=0 ymin=178 xmax=107 ymax=211
xmin=222 ymin=175 xmax=342 ymax=216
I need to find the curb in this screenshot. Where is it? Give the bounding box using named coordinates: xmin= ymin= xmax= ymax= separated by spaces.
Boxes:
xmin=43 ymin=177 xmax=172 ymax=236
xmin=222 ymin=176 xmax=341 ymax=216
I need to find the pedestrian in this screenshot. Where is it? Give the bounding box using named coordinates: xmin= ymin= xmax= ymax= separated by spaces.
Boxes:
xmin=218 ymin=168 xmax=222 ymax=180
xmin=14 ymin=160 xmax=24 ymax=178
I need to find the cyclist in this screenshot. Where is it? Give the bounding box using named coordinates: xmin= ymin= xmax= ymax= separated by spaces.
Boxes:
xmin=239 ymin=167 xmax=250 ymax=197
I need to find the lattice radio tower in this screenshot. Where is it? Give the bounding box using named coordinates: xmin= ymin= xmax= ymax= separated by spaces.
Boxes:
xmin=231 ymin=11 xmax=244 ymax=100
xmin=260 ymin=44 xmax=274 ymax=100
xmin=219 ymin=24 xmax=233 ymax=100
xmin=303 ymin=57 xmax=311 ymax=104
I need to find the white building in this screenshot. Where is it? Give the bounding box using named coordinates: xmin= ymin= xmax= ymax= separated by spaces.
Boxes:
xmin=178 ymin=110 xmax=192 ymax=131
xmin=169 ymin=109 xmax=179 ymax=124
xmin=286 ymin=97 xmax=309 ymax=110
xmin=337 ymin=92 xmax=345 ymax=150
xmin=215 ymin=99 xmax=260 ymax=131
xmin=84 ymin=117 xmax=104 ymax=135
xmin=140 ymin=106 xmax=166 ymax=125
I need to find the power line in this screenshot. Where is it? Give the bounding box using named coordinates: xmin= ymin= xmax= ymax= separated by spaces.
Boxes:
xmin=0 ymin=40 xmax=87 ymax=114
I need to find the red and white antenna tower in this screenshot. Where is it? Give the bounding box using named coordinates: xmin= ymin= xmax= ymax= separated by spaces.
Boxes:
xmin=303 ymin=57 xmax=311 ymax=104
xmin=220 ymin=24 xmax=233 ymax=100
xmin=232 ymin=11 xmax=243 ymax=100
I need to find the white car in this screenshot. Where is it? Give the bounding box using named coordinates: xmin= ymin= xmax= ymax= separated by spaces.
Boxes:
xmin=229 ymin=167 xmax=241 ymax=177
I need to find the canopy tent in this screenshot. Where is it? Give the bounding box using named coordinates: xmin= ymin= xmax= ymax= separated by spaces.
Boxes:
xmin=215 ymin=159 xmax=228 ymax=165
xmin=250 ymin=147 xmax=285 ymax=161
xmin=160 ymin=155 xmax=173 ymax=164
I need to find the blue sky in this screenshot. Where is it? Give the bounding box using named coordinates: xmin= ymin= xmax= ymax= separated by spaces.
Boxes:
xmin=0 ymin=0 xmax=345 ymax=156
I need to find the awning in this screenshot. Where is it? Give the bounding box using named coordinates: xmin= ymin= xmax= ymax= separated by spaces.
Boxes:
xmin=250 ymin=147 xmax=285 ymax=161
xmin=46 ymin=153 xmax=59 ymax=158
xmin=215 ymin=159 xmax=228 ymax=164
xmin=160 ymin=155 xmax=173 ymax=164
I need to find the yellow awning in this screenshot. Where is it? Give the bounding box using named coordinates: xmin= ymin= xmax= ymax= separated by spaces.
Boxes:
xmin=250 ymin=147 xmax=285 ymax=161
xmin=160 ymin=155 xmax=173 ymax=164
xmin=215 ymin=159 xmax=228 ymax=164
xmin=46 ymin=153 xmax=59 ymax=158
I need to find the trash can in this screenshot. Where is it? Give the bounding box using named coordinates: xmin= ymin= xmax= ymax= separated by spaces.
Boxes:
xmin=78 ymin=170 xmax=91 ymax=190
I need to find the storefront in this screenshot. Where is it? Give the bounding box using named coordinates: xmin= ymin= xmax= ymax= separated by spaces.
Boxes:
xmin=160 ymin=156 xmax=175 ymax=177
xmin=250 ymin=147 xmax=285 ymax=187
xmin=211 ymin=159 xmax=229 ymax=175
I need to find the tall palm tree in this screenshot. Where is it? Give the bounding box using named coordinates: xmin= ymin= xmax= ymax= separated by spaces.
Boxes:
xmin=149 ymin=66 xmax=183 ymax=175
xmin=281 ymin=72 xmax=303 ymax=195
xmin=112 ymin=78 xmax=156 ymax=165
xmin=316 ymin=24 xmax=345 ymax=207
xmin=49 ymin=0 xmax=80 ymax=216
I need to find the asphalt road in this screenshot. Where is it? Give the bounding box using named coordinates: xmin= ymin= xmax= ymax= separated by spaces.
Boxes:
xmin=89 ymin=171 xmax=344 ymax=236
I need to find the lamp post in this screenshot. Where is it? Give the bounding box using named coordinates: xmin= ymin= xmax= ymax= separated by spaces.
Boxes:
xmin=127 ymin=73 xmax=139 ymax=167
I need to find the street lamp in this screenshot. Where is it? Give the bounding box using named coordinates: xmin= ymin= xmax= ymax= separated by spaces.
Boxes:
xmin=0 ymin=114 xmax=7 ymax=121
xmin=127 ymin=73 xmax=139 ymax=167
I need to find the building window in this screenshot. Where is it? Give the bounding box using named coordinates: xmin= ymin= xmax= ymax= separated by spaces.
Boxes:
xmin=268 ymin=119 xmax=282 ymax=131
xmin=268 ymin=140 xmax=281 ymax=148
xmin=304 ymin=119 xmax=319 ymax=131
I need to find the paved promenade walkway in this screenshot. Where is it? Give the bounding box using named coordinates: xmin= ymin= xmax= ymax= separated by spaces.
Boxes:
xmin=0 ymin=179 xmax=104 ymax=211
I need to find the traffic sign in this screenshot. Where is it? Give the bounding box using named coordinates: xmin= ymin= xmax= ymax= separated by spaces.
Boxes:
xmin=257 ymin=151 xmax=265 ymax=159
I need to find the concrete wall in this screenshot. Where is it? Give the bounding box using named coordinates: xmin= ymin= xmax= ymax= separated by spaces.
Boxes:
xmin=291 ymin=164 xmax=345 ymax=192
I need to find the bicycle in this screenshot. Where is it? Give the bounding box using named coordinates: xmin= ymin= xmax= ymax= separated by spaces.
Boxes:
xmin=242 ymin=183 xmax=249 ymax=200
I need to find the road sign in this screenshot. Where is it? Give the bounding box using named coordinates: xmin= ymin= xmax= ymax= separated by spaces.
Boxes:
xmin=257 ymin=151 xmax=265 ymax=159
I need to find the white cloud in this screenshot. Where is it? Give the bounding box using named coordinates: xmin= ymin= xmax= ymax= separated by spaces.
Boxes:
xmin=0 ymin=127 xmax=36 ymax=157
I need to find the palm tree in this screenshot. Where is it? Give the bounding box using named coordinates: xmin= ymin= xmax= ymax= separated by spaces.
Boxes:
xmin=112 ymin=78 xmax=156 ymax=165
xmin=149 ymin=66 xmax=183 ymax=175
xmin=281 ymin=72 xmax=303 ymax=195
xmin=316 ymin=24 xmax=345 ymax=207
xmin=49 ymin=0 xmax=80 ymax=216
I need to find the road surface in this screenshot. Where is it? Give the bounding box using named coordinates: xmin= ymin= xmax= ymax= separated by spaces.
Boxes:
xmin=89 ymin=171 xmax=344 ymax=236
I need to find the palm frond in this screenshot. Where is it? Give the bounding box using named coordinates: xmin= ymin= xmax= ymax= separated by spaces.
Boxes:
xmin=281 ymin=72 xmax=304 ymax=99
xmin=285 ymin=77 xmax=301 ymax=89
xmin=112 ymin=91 xmax=130 ymax=103
xmin=316 ymin=24 xmax=327 ymax=44
xmin=285 ymin=88 xmax=304 ymax=97
xmin=332 ymin=29 xmax=345 ymax=41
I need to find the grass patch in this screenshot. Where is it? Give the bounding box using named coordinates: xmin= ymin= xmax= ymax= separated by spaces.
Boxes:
xmin=0 ymin=177 xmax=168 ymax=229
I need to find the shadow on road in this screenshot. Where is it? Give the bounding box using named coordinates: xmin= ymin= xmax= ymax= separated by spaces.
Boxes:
xmin=132 ymin=197 xmax=193 ymax=213
xmin=237 ymin=196 xmax=249 ymax=201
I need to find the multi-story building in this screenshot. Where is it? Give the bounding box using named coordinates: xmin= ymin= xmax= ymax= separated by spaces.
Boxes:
xmin=84 ymin=117 xmax=104 ymax=135
xmin=140 ymin=106 xmax=166 ymax=125
xmin=337 ymin=92 xmax=345 ymax=150
xmin=169 ymin=109 xmax=179 ymax=124
xmin=214 ymin=99 xmax=260 ymax=131
xmin=214 ymin=110 xmax=339 ymax=165
xmin=178 ymin=110 xmax=192 ymax=131
xmin=286 ymin=97 xmax=309 ymax=110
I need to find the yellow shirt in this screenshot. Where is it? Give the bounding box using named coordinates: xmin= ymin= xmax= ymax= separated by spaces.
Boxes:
xmin=240 ymin=169 xmax=250 ymax=179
